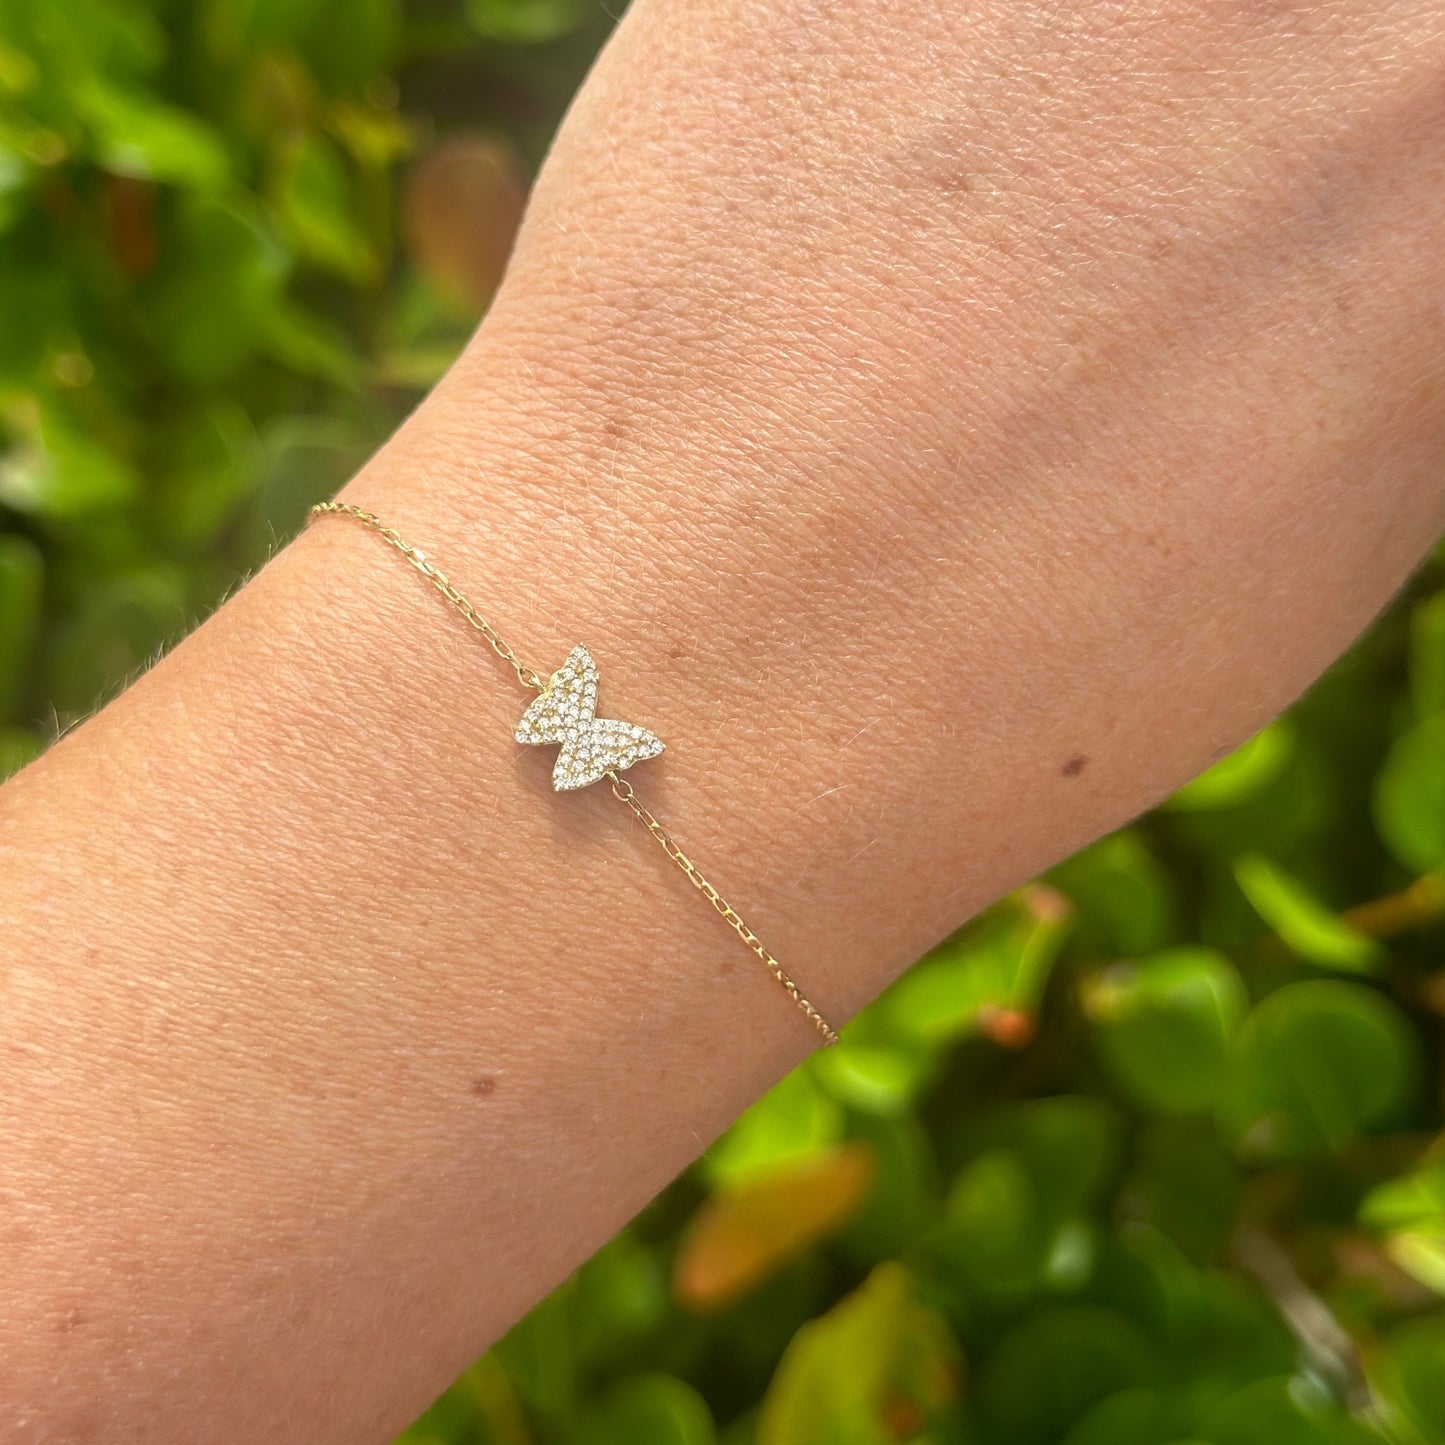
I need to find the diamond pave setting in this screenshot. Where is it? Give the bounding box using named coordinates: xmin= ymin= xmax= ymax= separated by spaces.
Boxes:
xmin=514 ymin=644 xmax=665 ymax=792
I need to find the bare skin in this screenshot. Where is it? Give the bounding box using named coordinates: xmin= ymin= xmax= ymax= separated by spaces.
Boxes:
xmin=4 ymin=1 xmax=1445 ymax=1439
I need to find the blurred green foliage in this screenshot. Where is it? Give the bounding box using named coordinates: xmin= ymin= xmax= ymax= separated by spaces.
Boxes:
xmin=3 ymin=3 xmax=1444 ymax=1443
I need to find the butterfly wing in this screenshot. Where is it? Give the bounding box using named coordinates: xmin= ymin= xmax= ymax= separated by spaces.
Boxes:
xmin=513 ymin=644 xmax=598 ymax=746
xmin=553 ymin=719 xmax=665 ymax=792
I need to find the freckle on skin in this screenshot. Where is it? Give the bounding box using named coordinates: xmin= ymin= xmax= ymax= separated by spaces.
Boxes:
xmin=470 ymin=1076 xmax=497 ymax=1097
xmin=1062 ymin=754 xmax=1088 ymax=777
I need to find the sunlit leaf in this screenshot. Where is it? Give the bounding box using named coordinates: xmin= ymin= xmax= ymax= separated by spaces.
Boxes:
xmin=701 ymin=1065 xmax=843 ymax=1189
xmin=74 ymin=77 xmax=229 ymax=187
xmin=1167 ymin=722 xmax=1293 ymax=810
xmin=1233 ymin=855 xmax=1384 ymax=973
xmin=1361 ymin=1157 xmax=1445 ymax=1296
xmin=757 ymin=1263 xmax=959 ymax=1445
xmin=675 ymin=1144 xmax=875 ymax=1313
xmin=811 ymin=1041 xmax=932 ymax=1116
xmin=0 ymin=398 xmax=138 ymax=518
xmin=883 ymin=886 xmax=1071 ymax=1045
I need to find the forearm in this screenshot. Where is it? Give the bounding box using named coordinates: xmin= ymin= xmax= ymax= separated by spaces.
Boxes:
xmin=5 ymin=0 xmax=1445 ymax=1439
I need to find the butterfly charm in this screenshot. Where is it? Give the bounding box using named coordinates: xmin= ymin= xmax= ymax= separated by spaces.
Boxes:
xmin=514 ymin=645 xmax=665 ymax=792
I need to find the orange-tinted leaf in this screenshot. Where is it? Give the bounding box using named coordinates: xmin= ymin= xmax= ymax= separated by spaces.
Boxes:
xmin=674 ymin=1143 xmax=876 ymax=1312
xmin=403 ymin=133 xmax=526 ymax=314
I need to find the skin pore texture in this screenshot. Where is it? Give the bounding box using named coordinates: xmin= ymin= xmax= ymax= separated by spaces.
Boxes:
xmin=4 ymin=0 xmax=1445 ymax=1439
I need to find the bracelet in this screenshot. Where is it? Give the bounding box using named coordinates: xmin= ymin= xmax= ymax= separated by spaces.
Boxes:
xmin=307 ymin=502 xmax=839 ymax=1047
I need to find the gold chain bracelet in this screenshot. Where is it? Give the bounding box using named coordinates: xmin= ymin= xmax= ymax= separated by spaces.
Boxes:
xmin=307 ymin=502 xmax=839 ymax=1047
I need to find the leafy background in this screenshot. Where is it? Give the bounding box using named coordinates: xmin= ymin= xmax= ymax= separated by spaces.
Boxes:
xmin=2 ymin=2 xmax=1444 ymax=1442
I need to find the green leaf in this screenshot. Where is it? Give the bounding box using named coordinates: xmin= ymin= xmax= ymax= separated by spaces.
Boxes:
xmin=1198 ymin=1376 xmax=1383 ymax=1445
xmin=258 ymin=415 xmax=370 ymax=538
xmin=1167 ymin=723 xmax=1293 ymax=810
xmin=674 ymin=1145 xmax=875 ymax=1312
xmin=883 ymin=886 xmax=1071 ymax=1045
xmin=1217 ymin=981 xmax=1420 ymax=1160
xmin=73 ymin=78 xmax=229 ymax=187
xmin=274 ymin=132 xmax=376 ymax=282
xmin=0 ymin=143 xmax=31 ymax=234
xmin=571 ymin=1232 xmax=668 ymax=1366
xmin=941 ymin=1147 xmax=1046 ymax=1297
xmin=1409 ymin=591 xmax=1445 ymax=719
xmin=1119 ymin=1122 xmax=1240 ymax=1264
xmin=491 ymin=1281 xmax=578 ymax=1422
xmin=1063 ymin=1389 xmax=1193 ymax=1445
xmin=580 ymin=1375 xmax=716 ymax=1445
xmin=1361 ymin=1160 xmax=1445 ymax=1231
xmin=0 ymin=533 xmax=42 ymax=722
xmin=976 ymin=1306 xmax=1155 ymax=1445
xmin=262 ymin=300 xmax=363 ymax=386
xmin=42 ymin=566 xmax=189 ymax=718
xmin=1000 ymin=1096 xmax=1121 ymax=1216
xmin=933 ymin=1097 xmax=1119 ymax=1301
xmin=1375 ymin=715 xmax=1445 ymax=873
xmin=1233 ymin=854 xmax=1384 ymax=973
xmin=837 ymin=1111 xmax=936 ymax=1262
xmin=1084 ymin=948 xmax=1247 ymax=1114
xmin=151 ymin=402 xmax=261 ymax=554
xmin=0 ymin=399 xmax=138 ymax=518
xmin=395 ymin=1353 xmax=528 ymax=1445
xmin=150 ymin=196 xmax=289 ymax=381
xmin=310 ymin=0 xmax=402 ymax=88
xmin=811 ymin=1041 xmax=932 ymax=1117
xmin=1048 ymin=830 xmax=1178 ymax=956
xmin=1373 ymin=1314 xmax=1445 ymax=1445
xmin=1360 ymin=1160 xmax=1445 ymax=1296
xmin=702 ymin=1066 xmax=843 ymax=1189
xmin=757 ymin=1263 xmax=959 ymax=1445
xmin=0 ymin=726 xmax=42 ymax=780
xmin=466 ymin=0 xmax=594 ymax=44
xmin=0 ymin=253 xmax=67 ymax=382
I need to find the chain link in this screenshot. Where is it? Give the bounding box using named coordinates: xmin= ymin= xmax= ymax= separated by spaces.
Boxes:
xmin=309 ymin=502 xmax=545 ymax=691
xmin=307 ymin=500 xmax=839 ymax=1047
xmin=606 ymin=773 xmax=839 ymax=1046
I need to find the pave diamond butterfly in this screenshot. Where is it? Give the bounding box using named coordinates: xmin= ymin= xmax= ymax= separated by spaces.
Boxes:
xmin=514 ymin=644 xmax=665 ymax=792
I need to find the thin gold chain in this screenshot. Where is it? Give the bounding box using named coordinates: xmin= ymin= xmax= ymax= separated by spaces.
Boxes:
xmin=310 ymin=502 xmax=546 ymax=690
xmin=605 ymin=774 xmax=839 ymax=1046
xmin=307 ymin=500 xmax=839 ymax=1047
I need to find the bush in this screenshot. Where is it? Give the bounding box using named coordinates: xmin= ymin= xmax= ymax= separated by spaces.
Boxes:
xmin=3 ymin=4 xmax=1443 ymax=1442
